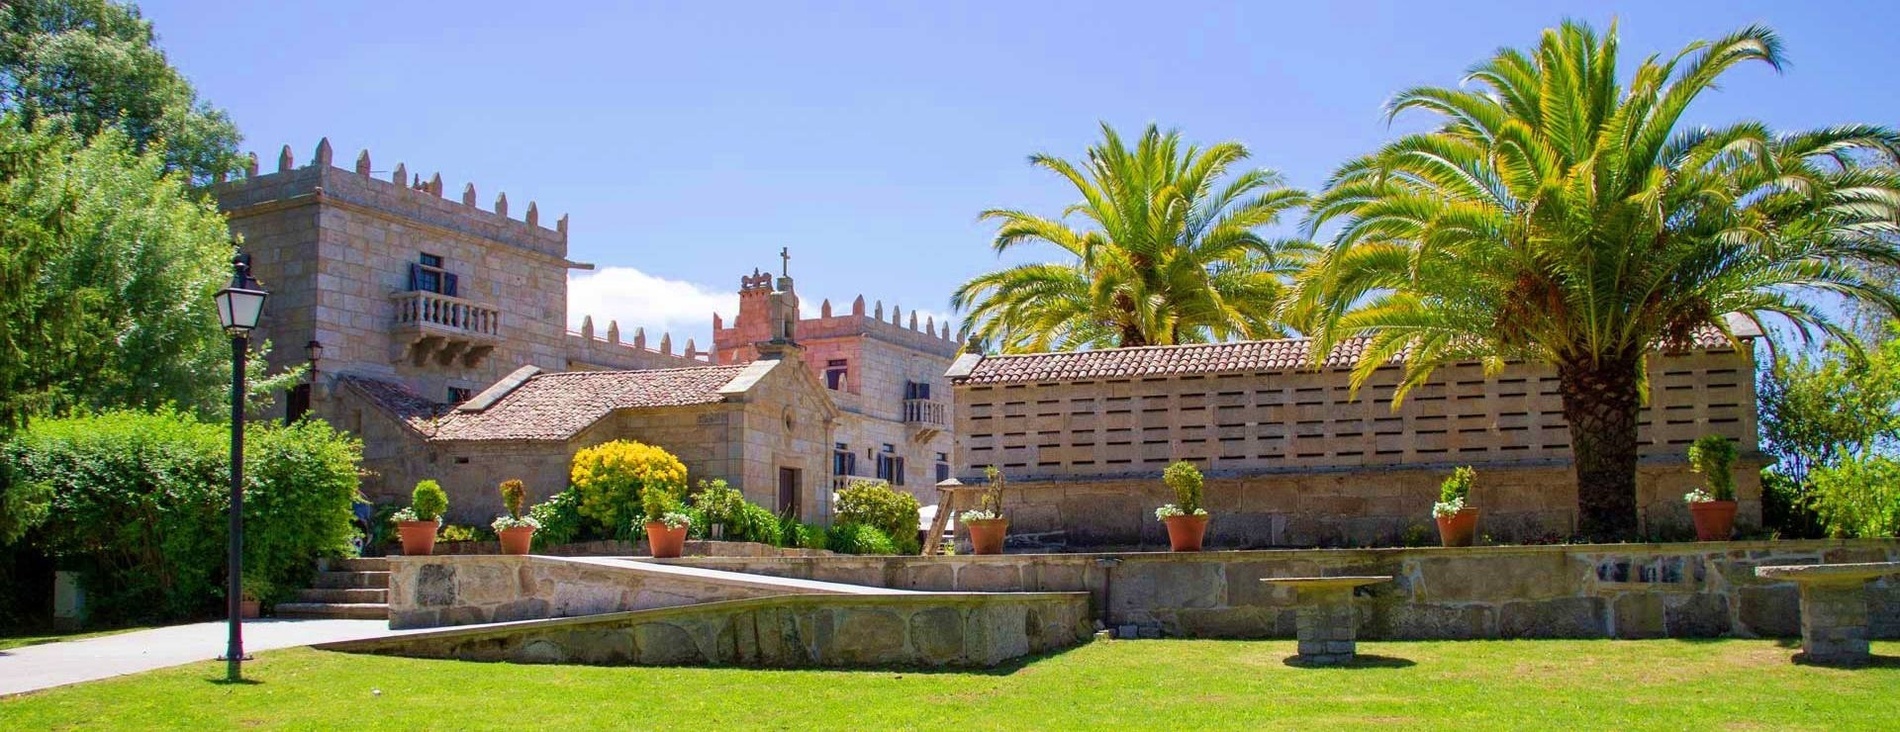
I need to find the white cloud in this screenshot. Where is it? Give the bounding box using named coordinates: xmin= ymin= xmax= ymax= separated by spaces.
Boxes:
xmin=567 ymin=267 xmax=735 ymax=348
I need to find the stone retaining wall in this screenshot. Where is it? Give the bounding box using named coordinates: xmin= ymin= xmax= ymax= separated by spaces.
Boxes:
xmin=325 ymin=592 xmax=1092 ymax=668
xmin=387 ymin=555 xmax=884 ymax=629
xmin=663 ymin=540 xmax=1900 ymax=640
xmin=418 ymin=539 xmax=831 ymax=558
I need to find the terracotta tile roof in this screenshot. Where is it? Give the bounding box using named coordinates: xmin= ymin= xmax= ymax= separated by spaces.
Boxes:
xmin=955 ymin=325 xmax=1747 ymax=386
xmin=338 ymin=375 xmax=449 ymax=432
xmin=341 ymin=365 xmax=750 ymax=442
xmin=430 ymin=365 xmax=750 ymax=442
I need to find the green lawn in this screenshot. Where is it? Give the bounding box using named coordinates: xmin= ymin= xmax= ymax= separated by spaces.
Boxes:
xmin=3 ymin=638 xmax=1896 ymax=730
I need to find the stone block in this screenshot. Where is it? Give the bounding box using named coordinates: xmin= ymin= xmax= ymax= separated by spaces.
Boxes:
xmin=1119 ymin=560 xmax=1224 ymax=611
xmin=493 ymin=597 xmax=551 ymax=623
xmin=1737 ymin=585 xmax=1800 ymax=638
xmin=635 ymin=622 xmax=702 ymax=665
xmin=1170 ymin=607 xmax=1278 ymax=639
xmin=1664 ymin=593 xmax=1731 ymax=638
xmin=909 ymin=607 xmax=965 ymax=664
xmin=1416 ymin=553 xmax=1581 ymax=603
xmin=897 ymin=562 xmax=954 ymax=590
xmin=958 ymin=562 xmax=1025 ymax=591
xmin=416 ymin=564 xmax=456 ymax=607
xmin=1498 ymin=597 xmax=1605 ymax=639
xmin=1368 ymin=603 xmax=1490 ymax=640
xmin=1612 ymin=593 xmax=1666 ymax=639
xmin=833 ymin=608 xmax=907 ymax=665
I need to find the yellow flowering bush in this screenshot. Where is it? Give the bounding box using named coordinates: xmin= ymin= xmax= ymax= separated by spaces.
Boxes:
xmin=569 ymin=440 xmax=688 ymax=533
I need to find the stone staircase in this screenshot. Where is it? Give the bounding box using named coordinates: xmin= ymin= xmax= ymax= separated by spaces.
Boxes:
xmin=275 ymin=557 xmax=390 ymax=620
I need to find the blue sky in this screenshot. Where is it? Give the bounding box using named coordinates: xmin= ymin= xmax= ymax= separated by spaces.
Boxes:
xmin=140 ymin=1 xmax=1900 ymax=346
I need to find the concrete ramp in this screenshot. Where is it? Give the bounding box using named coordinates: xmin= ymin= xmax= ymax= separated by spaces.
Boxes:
xmin=323 ymin=591 xmax=1093 ymax=668
xmin=388 ymin=555 xmax=913 ymax=630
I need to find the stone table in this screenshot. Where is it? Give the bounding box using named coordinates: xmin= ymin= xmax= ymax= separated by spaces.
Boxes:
xmin=1755 ymin=561 xmax=1900 ymax=666
xmin=1262 ymin=576 xmax=1392 ymax=665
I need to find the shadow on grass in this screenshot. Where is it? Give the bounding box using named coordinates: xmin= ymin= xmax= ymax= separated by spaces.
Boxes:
xmin=204 ymin=677 xmax=264 ymax=686
xmin=313 ymin=644 xmax=1061 ymax=678
xmin=1281 ymin=654 xmax=1416 ymax=670
xmin=1793 ymin=653 xmax=1900 ymax=670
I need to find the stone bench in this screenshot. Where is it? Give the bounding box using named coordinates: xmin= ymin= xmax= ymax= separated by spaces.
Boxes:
xmin=1755 ymin=561 xmax=1900 ymax=666
xmin=1262 ymin=576 xmax=1392 ymax=665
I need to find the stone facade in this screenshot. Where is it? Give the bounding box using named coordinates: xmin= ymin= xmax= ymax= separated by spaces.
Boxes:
xmin=713 ymin=265 xmax=962 ymax=504
xmin=667 ymin=539 xmax=1900 ymax=641
xmin=948 ymin=335 xmax=1762 ymax=544
xmin=216 ymin=140 xmax=701 ymax=415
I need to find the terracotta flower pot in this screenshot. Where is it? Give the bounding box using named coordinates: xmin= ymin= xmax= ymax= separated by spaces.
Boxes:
xmin=1689 ymin=500 xmax=1738 ymax=542
xmin=397 ymin=520 xmax=438 ymax=556
xmin=966 ymin=518 xmax=1008 ymax=555
xmin=1434 ymin=508 xmax=1479 ymax=547
xmin=239 ymin=599 xmax=261 ymax=619
xmin=1163 ymin=514 xmax=1210 ymax=552
xmin=645 ymin=521 xmax=688 ymax=559
xmin=499 ymin=526 xmax=536 ymax=555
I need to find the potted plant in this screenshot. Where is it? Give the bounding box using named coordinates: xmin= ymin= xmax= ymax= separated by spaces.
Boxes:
xmin=642 ymin=479 xmax=691 ymax=558
xmin=392 ymin=479 xmax=448 ymax=556
xmin=492 ymin=479 xmax=540 ymax=555
xmin=958 ymin=466 xmax=1009 ymax=555
xmin=1433 ymin=466 xmax=1479 ymax=547
xmin=1685 ymin=434 xmax=1739 ymax=541
xmin=239 ymin=572 xmax=270 ymax=619
xmin=1155 ymin=461 xmax=1210 ymax=551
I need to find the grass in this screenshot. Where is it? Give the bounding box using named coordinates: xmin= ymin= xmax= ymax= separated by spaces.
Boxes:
xmin=2 ymin=638 xmax=1897 ymax=730
xmin=0 ymin=626 xmax=149 ymax=652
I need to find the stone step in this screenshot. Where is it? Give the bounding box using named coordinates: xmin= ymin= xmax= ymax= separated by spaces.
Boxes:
xmin=275 ymin=602 xmax=389 ymax=620
xmin=321 ymin=557 xmax=390 ymax=573
xmin=311 ymin=570 xmax=390 ymax=590
xmin=294 ymin=587 xmax=389 ymax=604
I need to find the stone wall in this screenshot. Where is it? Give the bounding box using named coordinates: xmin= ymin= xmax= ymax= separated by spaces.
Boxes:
xmin=327 ymin=592 xmax=1092 ymax=668
xmin=387 ymin=555 xmax=903 ymax=630
xmin=954 ymin=348 xmax=1759 ymax=544
xmin=663 ymin=540 xmax=1900 ymax=641
xmin=960 ymin=461 xmax=1764 ymax=548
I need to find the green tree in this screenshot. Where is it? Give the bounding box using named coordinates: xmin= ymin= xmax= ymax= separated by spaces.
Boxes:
xmin=1298 ymin=21 xmax=1900 ymax=539
xmin=954 ymin=123 xmax=1313 ymax=352
xmin=0 ymin=117 xmax=285 ymax=431
xmin=0 ymin=0 xmax=242 ymax=184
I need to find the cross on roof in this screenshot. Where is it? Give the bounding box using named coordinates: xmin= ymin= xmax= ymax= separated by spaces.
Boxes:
xmin=780 ymin=247 xmax=791 ymax=277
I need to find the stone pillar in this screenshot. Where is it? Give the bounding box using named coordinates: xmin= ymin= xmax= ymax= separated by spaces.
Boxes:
xmin=1293 ymin=586 xmax=1357 ymax=664
xmin=1797 ymin=582 xmax=1871 ymax=664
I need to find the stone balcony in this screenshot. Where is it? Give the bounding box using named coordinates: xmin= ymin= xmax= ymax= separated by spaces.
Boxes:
xmin=391 ymin=290 xmax=502 ymax=368
xmin=903 ymin=397 xmax=946 ymax=441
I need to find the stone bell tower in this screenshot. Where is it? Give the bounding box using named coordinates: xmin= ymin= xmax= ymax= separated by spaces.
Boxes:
xmin=717 ymin=248 xmax=801 ymax=363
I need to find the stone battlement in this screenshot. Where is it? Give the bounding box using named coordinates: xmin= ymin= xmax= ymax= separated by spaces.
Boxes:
xmin=568 ymin=316 xmax=710 ymax=369
xmin=216 ymin=138 xmax=569 ymax=260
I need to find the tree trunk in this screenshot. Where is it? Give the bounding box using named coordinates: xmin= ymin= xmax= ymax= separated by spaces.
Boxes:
xmin=1557 ymin=356 xmax=1643 ymax=541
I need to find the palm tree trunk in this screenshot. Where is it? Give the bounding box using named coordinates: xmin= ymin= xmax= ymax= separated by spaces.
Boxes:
xmin=1556 ymin=357 xmax=1643 ymax=541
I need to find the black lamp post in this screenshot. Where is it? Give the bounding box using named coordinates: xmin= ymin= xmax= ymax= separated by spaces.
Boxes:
xmin=214 ymin=252 xmax=267 ymax=682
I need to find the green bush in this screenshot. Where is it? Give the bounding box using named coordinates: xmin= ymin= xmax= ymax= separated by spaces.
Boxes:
xmin=780 ymin=518 xmax=826 ymax=551
xmin=570 ymin=440 xmax=687 ymax=535
xmin=526 ymin=489 xmax=587 ymax=550
xmin=826 ymin=522 xmax=898 ymax=555
xmin=835 ymin=481 xmax=921 ymax=554
xmin=1688 ymin=435 xmax=1739 ymax=501
xmin=1809 ymin=456 xmax=1900 ymax=539
xmin=1440 ymin=466 xmax=1475 ymax=503
xmin=0 ymin=410 xmax=360 ymax=622
xmin=410 ymin=480 xmax=448 ymax=522
xmin=1163 ymin=461 xmax=1204 ymax=514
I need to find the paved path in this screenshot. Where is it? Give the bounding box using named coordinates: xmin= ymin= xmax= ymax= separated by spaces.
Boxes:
xmin=0 ymin=618 xmax=414 ymax=697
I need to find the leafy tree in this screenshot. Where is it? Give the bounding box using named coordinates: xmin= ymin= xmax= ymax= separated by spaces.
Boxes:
xmin=0 ymin=117 xmax=288 ymax=433
xmin=1297 ymin=21 xmax=1900 ymax=539
xmin=954 ymin=123 xmax=1314 ymax=351
xmin=0 ymin=0 xmax=242 ymax=184
xmin=1757 ymin=327 xmax=1900 ymax=535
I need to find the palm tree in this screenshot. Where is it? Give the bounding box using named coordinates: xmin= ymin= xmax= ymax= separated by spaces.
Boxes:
xmin=954 ymin=123 xmax=1313 ymax=352
xmin=1297 ymin=21 xmax=1900 ymax=540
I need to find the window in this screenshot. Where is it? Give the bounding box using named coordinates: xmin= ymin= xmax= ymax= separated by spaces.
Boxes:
xmin=875 ymin=444 xmax=905 ymax=486
xmin=832 ymin=442 xmax=856 ymax=477
xmin=285 ymin=383 xmax=311 ymax=424
xmin=408 ymin=253 xmax=459 ymax=297
xmin=825 ymin=359 xmax=848 ymax=391
xmin=448 ymin=386 xmax=473 ymax=404
xmin=935 ymin=452 xmax=950 ymax=483
xmin=905 ymin=380 xmax=931 ymax=400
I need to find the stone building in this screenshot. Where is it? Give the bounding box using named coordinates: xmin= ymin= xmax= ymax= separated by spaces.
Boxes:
xmin=212 ymin=140 xmax=881 ymax=523
xmin=947 ymin=325 xmax=1763 ymax=547
xmin=713 ymin=256 xmax=962 ymax=503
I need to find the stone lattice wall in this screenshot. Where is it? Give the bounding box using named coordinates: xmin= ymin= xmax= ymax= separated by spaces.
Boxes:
xmin=665 ymin=540 xmax=1900 ymax=641
xmin=954 ymin=349 xmax=1757 ymax=544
